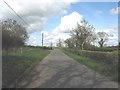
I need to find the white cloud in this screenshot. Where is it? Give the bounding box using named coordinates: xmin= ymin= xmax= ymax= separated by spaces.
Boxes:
xmin=1 ymin=0 xmax=81 ymax=46
xmin=26 ymin=35 xmax=38 ymax=46
xmin=43 ymin=12 xmax=83 ymax=46
xmin=53 ymin=11 xmax=83 ymax=35
xmin=110 ymin=7 xmax=120 ymax=15
xmin=58 ymin=12 xmax=83 ymax=33
xmin=53 ymin=12 xmax=82 ymax=39
xmin=95 ymin=26 xmax=118 ymax=46
xmin=0 ymin=0 xmax=80 ymax=33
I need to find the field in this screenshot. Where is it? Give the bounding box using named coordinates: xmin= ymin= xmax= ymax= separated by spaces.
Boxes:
xmin=2 ymin=47 xmax=50 ymax=88
xmin=62 ymin=47 xmax=118 ymax=82
xmin=2 ymin=46 xmax=119 ymax=87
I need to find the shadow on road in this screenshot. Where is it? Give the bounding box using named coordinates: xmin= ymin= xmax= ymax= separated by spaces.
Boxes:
xmin=18 ymin=49 xmax=118 ymax=88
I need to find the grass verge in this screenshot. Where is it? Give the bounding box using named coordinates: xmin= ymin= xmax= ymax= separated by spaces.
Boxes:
xmin=62 ymin=48 xmax=118 ymax=82
xmin=2 ymin=48 xmax=49 ymax=88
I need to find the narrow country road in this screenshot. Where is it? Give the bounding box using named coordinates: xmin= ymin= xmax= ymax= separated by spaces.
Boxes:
xmin=18 ymin=49 xmax=118 ymax=88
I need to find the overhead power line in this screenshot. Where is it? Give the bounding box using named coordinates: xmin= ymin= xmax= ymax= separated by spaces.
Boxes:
xmin=3 ymin=0 xmax=35 ymax=31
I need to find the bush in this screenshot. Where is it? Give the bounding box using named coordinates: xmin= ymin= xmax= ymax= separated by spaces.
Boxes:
xmin=79 ymin=50 xmax=118 ymax=64
xmin=66 ymin=48 xmax=118 ymax=65
xmin=62 ymin=48 xmax=118 ymax=82
xmin=26 ymin=46 xmax=53 ymax=50
xmin=85 ymin=46 xmax=118 ymax=52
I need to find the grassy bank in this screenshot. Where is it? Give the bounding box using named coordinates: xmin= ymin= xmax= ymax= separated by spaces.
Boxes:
xmin=2 ymin=48 xmax=49 ymax=88
xmin=62 ymin=48 xmax=118 ymax=82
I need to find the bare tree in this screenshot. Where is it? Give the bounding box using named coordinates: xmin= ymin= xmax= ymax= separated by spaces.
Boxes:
xmin=57 ymin=38 xmax=63 ymax=47
xmin=97 ymin=31 xmax=109 ymax=48
xmin=70 ymin=20 xmax=95 ymax=50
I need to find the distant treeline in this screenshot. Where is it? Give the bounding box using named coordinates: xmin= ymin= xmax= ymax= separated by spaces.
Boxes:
xmin=25 ymin=45 xmax=53 ymax=50
xmin=85 ymin=45 xmax=119 ymax=52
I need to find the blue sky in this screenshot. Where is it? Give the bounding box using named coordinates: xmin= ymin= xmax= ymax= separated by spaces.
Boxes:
xmin=45 ymin=2 xmax=117 ymax=31
xmin=37 ymin=2 xmax=118 ymax=46
xmin=0 ymin=1 xmax=118 ymax=46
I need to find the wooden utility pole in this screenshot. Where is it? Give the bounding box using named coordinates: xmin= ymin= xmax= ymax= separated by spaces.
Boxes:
xmin=50 ymin=42 xmax=53 ymax=50
xmin=42 ymin=33 xmax=44 ymax=46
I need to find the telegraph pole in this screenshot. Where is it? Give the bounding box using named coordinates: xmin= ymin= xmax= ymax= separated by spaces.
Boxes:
xmin=50 ymin=42 xmax=53 ymax=50
xmin=42 ymin=33 xmax=44 ymax=46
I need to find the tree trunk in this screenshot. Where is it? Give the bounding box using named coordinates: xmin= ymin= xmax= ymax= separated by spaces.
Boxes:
xmin=81 ymin=42 xmax=84 ymax=50
xmin=100 ymin=44 xmax=103 ymax=48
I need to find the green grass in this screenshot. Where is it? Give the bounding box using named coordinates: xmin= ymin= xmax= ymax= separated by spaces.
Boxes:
xmin=2 ymin=48 xmax=49 ymax=87
xmin=62 ymin=48 xmax=118 ymax=82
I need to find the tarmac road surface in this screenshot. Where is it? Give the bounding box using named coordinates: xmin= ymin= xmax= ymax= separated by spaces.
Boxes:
xmin=18 ymin=49 xmax=118 ymax=88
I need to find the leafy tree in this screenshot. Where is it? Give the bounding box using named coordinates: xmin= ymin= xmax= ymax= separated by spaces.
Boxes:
xmin=1 ymin=19 xmax=28 ymax=50
xmin=65 ymin=37 xmax=76 ymax=48
xmin=97 ymin=31 xmax=109 ymax=48
xmin=70 ymin=20 xmax=95 ymax=50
